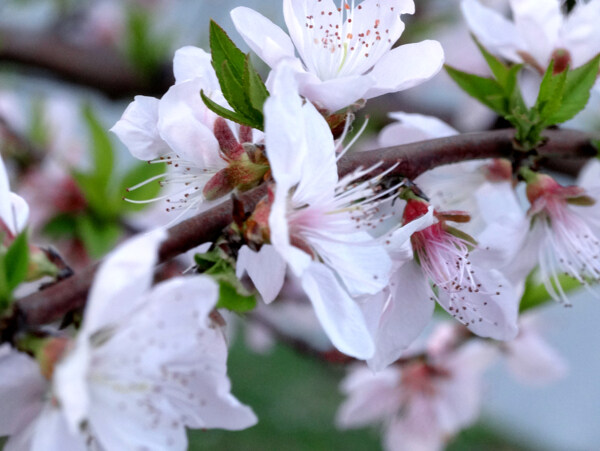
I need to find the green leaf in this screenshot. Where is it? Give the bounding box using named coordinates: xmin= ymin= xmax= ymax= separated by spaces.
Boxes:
xmin=194 ymin=250 xmax=257 ymax=313
xmin=219 ymin=60 xmax=258 ymax=121
xmin=209 ymin=20 xmax=246 ymax=82
xmin=473 ymin=38 xmax=511 ymax=88
xmin=201 ymin=90 xmax=262 ymax=129
xmin=547 ymin=54 xmax=600 ymax=124
xmin=4 ymin=232 xmax=29 ymax=291
xmin=42 ymin=213 xmax=78 ymax=239
xmin=82 ymin=105 xmax=115 ymax=189
xmin=118 ymin=160 xmax=166 ymax=212
xmin=216 ymin=280 xmax=257 ymax=312
xmin=72 ymin=171 xmax=112 ymax=220
xmin=519 ymin=271 xmax=583 ymax=313
xmin=534 ymin=60 xmax=568 ymax=124
xmin=76 ymin=216 xmax=122 ymax=259
xmin=244 ymin=55 xmax=269 ymax=113
xmin=445 ymin=65 xmax=508 ymax=115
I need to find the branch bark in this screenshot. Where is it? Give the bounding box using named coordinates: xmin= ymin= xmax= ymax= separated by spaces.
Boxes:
xmin=0 ymin=27 xmax=173 ymax=98
xmin=6 ymin=128 xmax=598 ymax=334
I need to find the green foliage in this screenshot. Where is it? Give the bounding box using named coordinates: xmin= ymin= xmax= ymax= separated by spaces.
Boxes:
xmin=124 ymin=6 xmax=172 ymax=77
xmin=195 ymin=249 xmax=256 ymax=313
xmin=47 ymin=106 xmax=165 ymax=259
xmin=446 ymin=40 xmax=600 ymax=151
xmin=519 ymin=270 xmax=583 ymax=313
xmin=0 ymin=232 xmax=29 ymax=310
xmin=205 ymin=20 xmax=269 ymax=130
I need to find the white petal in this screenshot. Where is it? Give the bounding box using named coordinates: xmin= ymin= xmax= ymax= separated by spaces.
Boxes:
xmin=561 ymin=1 xmax=600 ymax=67
xmin=0 ymin=155 xmax=11 ymax=228
xmin=110 ymin=96 xmax=170 ymax=161
xmin=0 ymin=347 xmax=46 ymax=437
xmin=379 ymin=112 xmax=458 ymax=147
xmin=230 ymin=7 xmax=296 ymax=68
xmin=82 ymin=228 xmax=167 ymax=334
xmin=437 ymin=268 xmax=519 ymax=340
xmin=386 ymin=206 xmax=435 ymax=262
xmin=297 ymin=72 xmax=375 ymax=113
xmin=301 ymin=262 xmax=375 ymax=359
xmin=8 ymin=193 xmax=29 ymax=235
xmin=365 ymin=40 xmax=445 ymax=99
xmin=27 ymin=405 xmax=86 ymax=451
xmin=264 ymin=62 xmax=307 ymax=189
xmin=157 ymin=80 xmax=224 ymax=169
xmin=309 ymin=231 xmax=392 ymax=296
xmin=366 ymin=262 xmax=434 ymax=371
xmin=173 ymin=46 xmax=219 ymax=87
xmin=509 ymin=0 xmax=562 ymax=67
xmin=236 ymin=245 xmax=287 ymax=304
xmin=461 ymin=0 xmax=524 ymax=63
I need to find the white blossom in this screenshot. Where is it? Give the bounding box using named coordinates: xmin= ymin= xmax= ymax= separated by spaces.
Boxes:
xmin=231 ymin=0 xmax=444 ymax=112
xmin=0 ymin=230 xmax=256 ymax=450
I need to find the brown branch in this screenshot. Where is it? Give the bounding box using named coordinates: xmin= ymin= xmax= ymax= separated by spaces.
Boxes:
xmin=0 ymin=27 xmax=173 ymax=98
xmin=5 ymin=128 xmax=597 ymax=336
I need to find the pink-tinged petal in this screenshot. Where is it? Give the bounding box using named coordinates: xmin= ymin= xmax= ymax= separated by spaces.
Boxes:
xmin=157 ymin=80 xmax=224 ymax=169
xmin=236 ymin=245 xmax=287 ymax=304
xmin=366 ymin=262 xmax=434 ymax=371
xmin=505 ymin=315 xmax=568 ymax=386
xmin=230 ymin=7 xmax=296 ymax=68
xmin=379 ymin=112 xmax=458 ymax=147
xmin=173 ymin=46 xmax=219 ymax=87
xmin=110 ymin=96 xmax=170 ymax=161
xmin=336 ymin=366 xmax=403 ymax=428
xmin=301 ymin=262 xmax=375 ymax=359
xmin=461 ymin=0 xmax=524 ymax=63
xmin=297 ymin=72 xmax=375 ymax=113
xmin=437 ymin=268 xmax=519 ymax=340
xmin=0 ymin=347 xmax=45 ymax=437
xmin=365 ymin=40 xmax=445 ymax=99
xmin=386 ymin=207 xmax=435 ymax=262
xmin=309 ymin=231 xmax=392 ymax=296
xmin=384 ymin=399 xmax=444 ymax=451
xmin=82 ymin=229 xmax=167 ymax=334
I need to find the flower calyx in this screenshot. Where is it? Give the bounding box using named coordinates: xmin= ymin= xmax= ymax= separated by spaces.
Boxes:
xmin=203 ymin=118 xmax=270 ymax=201
xmin=522 ymin=168 xmax=595 ymax=213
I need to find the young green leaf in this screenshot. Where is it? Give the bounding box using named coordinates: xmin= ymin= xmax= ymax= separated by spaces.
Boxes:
xmin=210 ymin=20 xmax=246 ymax=83
xmin=82 ymin=105 xmax=115 ymax=189
xmin=201 ymin=90 xmax=262 ymax=130
xmin=445 ymin=65 xmax=508 ymax=115
xmin=473 ymin=38 xmax=511 ymax=88
xmin=76 ymin=216 xmax=122 ymax=259
xmin=219 ymin=60 xmax=258 ymax=121
xmin=534 ymin=60 xmax=568 ymax=124
xmin=4 ymin=231 xmax=29 ymax=291
xmin=546 ymin=54 xmax=600 ymax=124
xmin=244 ymin=55 xmax=269 ymax=112
xmin=216 ymin=280 xmax=257 ymax=313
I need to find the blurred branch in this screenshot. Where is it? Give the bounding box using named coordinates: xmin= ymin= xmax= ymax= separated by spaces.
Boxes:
xmin=3 ymin=128 xmax=597 ymax=339
xmin=0 ymin=26 xmax=173 ymax=98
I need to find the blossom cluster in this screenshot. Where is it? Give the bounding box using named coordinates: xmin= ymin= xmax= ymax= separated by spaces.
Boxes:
xmin=1 ymin=0 xmax=599 ymax=449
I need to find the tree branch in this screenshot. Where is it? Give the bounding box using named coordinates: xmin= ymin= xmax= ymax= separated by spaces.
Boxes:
xmin=5 ymin=128 xmax=597 ymax=336
xmin=0 ymin=27 xmax=173 ymax=98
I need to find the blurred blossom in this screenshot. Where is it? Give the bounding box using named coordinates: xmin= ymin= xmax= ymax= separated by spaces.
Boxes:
xmin=337 ymin=324 xmax=496 ymax=451
xmin=0 ymin=230 xmax=256 ymax=450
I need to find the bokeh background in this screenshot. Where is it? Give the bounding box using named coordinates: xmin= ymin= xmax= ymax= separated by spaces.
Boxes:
xmin=0 ymin=0 xmax=598 ymax=449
